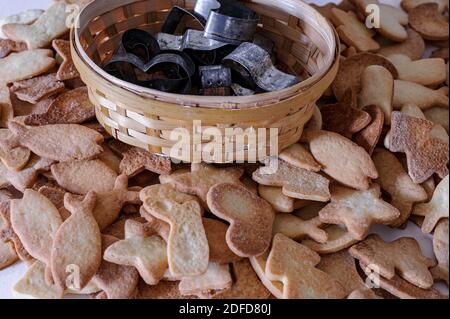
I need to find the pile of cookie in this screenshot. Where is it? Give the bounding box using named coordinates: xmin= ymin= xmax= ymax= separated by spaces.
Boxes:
xmin=0 ymin=0 xmax=449 ymax=299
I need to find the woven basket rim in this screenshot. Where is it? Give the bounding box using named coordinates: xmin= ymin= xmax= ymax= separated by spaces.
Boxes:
xmin=73 ymin=0 xmax=337 ymax=107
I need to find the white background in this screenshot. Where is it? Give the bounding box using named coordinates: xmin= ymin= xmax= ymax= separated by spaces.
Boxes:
xmin=0 ymin=0 xmax=446 ymax=299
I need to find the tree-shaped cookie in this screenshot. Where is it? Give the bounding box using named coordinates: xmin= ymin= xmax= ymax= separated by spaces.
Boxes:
xmin=412 ymin=175 xmax=449 ymax=233
xmin=350 ymin=234 xmax=436 ymax=289
xmin=51 ymin=192 xmax=102 ymax=289
xmin=319 ymin=184 xmax=400 ymax=240
xmin=265 ymin=234 xmax=346 ymax=299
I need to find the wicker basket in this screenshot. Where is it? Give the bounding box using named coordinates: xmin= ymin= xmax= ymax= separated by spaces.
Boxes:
xmin=71 ymin=0 xmax=340 ymax=163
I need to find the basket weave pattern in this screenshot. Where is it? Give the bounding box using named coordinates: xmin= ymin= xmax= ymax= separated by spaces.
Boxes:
xmin=72 ymin=0 xmax=339 ymax=162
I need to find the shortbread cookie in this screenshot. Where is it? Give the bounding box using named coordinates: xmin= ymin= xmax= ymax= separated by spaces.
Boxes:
xmin=401 ymin=0 xmax=449 ymax=13
xmin=353 ymin=105 xmax=384 ymax=155
xmin=104 ymin=221 xmax=168 ymax=285
xmin=51 ymin=192 xmax=102 ymax=289
xmin=279 ymin=143 xmax=321 ymax=172
xmin=179 ymin=263 xmax=232 ymax=298
xmin=0 ymin=84 xmax=14 ymax=128
xmin=302 ymin=224 xmax=359 ymax=255
xmin=38 ymin=186 xmax=71 ymax=221
xmin=207 ymin=183 xmax=274 ymax=257
xmin=350 ymin=235 xmax=436 ymax=289
xmin=202 ymin=218 xmax=241 ymax=265
xmin=0 ymin=122 xmax=104 ymax=162
xmin=409 ymin=3 xmax=449 ymax=41
xmin=0 ymin=49 xmax=56 ymax=84
xmin=258 ymin=185 xmax=308 ymax=213
xmin=24 ymin=87 xmax=95 ymax=125
xmin=0 ymin=128 xmax=31 ymax=171
xmin=424 ymin=108 xmax=449 ymax=133
xmin=306 ymin=130 xmax=378 ymax=190
xmin=372 ymin=149 xmax=428 ymax=227
xmin=311 ymin=0 xmax=356 ymax=20
xmin=300 ymin=104 xmax=323 ymax=142
xmin=317 ymin=250 xmax=377 ymax=298
xmin=51 ymin=159 xmax=117 ymax=195
xmin=388 ymin=112 xmax=449 ymax=183
xmin=273 ymin=213 xmax=327 ymax=243
xmin=0 ymin=205 xmax=18 ymax=269
xmin=332 ymin=53 xmax=398 ymax=102
xmin=430 ymin=219 xmax=449 ymax=285
xmin=378 ymin=28 xmax=426 ymax=61
xmin=161 ymin=163 xmax=243 ymax=204
xmin=53 ymin=40 xmax=80 ymax=81
xmin=0 ymin=9 xmax=44 ymax=39
xmin=353 ymin=0 xmax=409 ymax=42
xmin=387 ymin=54 xmax=447 ymax=86
xmin=92 ymin=235 xmax=140 ymax=299
xmin=358 ymin=65 xmax=394 ymax=123
xmin=265 ymin=234 xmax=347 ymax=299
xmin=253 ymin=159 xmax=330 ymax=201
xmin=319 ymin=184 xmax=400 ymax=240
xmin=329 ymin=8 xmax=379 ymax=52
xmin=0 ymin=39 xmax=27 ymax=59
xmin=412 ymin=175 xmax=449 ymax=233
xmin=144 ymin=190 xmax=208 ymax=277
xmin=11 ymin=73 xmax=64 ymax=104
xmin=2 ymin=2 xmax=70 ymax=49
xmin=137 ymin=280 xmax=196 ymax=299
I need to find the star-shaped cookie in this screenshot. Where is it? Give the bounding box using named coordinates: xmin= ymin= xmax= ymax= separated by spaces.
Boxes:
xmin=318 ymin=184 xmax=400 ymax=240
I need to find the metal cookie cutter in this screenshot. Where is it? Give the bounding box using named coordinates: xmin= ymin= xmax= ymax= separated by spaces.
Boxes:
xmin=199 ymin=65 xmax=232 ymax=88
xmin=161 ymin=6 xmax=206 ymax=35
xmin=122 ymin=29 xmax=160 ymax=63
xmin=157 ymin=30 xmax=228 ymax=51
xmin=203 ymin=0 xmax=260 ymax=45
xmin=223 ymin=42 xmax=299 ymax=92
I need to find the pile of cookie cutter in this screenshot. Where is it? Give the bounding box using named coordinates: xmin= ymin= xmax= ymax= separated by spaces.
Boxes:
xmin=103 ymin=0 xmax=299 ymax=95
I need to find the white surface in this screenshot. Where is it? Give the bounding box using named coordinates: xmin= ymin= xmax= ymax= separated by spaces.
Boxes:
xmin=0 ymin=0 xmax=447 ymax=299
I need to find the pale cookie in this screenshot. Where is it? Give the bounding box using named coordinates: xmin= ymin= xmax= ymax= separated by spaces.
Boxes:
xmin=317 ymin=250 xmax=378 ymax=298
xmin=0 ymin=9 xmax=44 ymax=39
xmin=161 ymin=163 xmax=243 ymax=204
xmin=378 ymin=28 xmax=426 ymax=61
xmin=214 ymin=259 xmax=271 ymax=299
xmin=311 ymin=0 xmax=356 ymax=20
xmin=0 ymin=128 xmax=31 ymax=171
xmin=104 ymin=220 xmax=168 ymax=285
xmin=38 ymin=186 xmax=71 ymax=221
xmin=258 ymin=185 xmax=308 ymax=213
xmin=24 ymin=87 xmax=95 ymax=125
xmin=0 ymin=49 xmax=56 ymax=84
xmin=279 ymin=143 xmax=321 ymax=172
xmin=10 ymin=190 xmax=62 ymax=274
xmin=13 ymin=260 xmax=64 ymax=299
xmin=53 ymin=40 xmax=80 ymax=81
xmin=179 ymin=263 xmax=232 ymax=298
xmin=388 ymin=112 xmax=449 ymax=183
xmin=401 ymin=0 xmax=449 ymax=13
xmin=358 ymin=65 xmax=394 ymax=124
xmin=51 ymin=192 xmax=102 ymax=289
xmin=409 ymin=3 xmax=449 ymax=41
xmin=273 ymin=213 xmax=327 ymax=243
xmin=0 ymin=39 xmax=27 ymax=59
xmin=202 ymin=218 xmax=241 ymax=265
xmin=353 ymin=105 xmax=385 ymax=155
xmin=306 ymin=130 xmax=378 ymax=190
xmin=137 ymin=280 xmax=196 ymax=299
xmin=372 ymin=149 xmax=428 ymax=227
xmin=0 ymin=155 xmax=54 ymax=192
xmin=360 ymin=262 xmax=446 ymax=299
xmin=250 ymin=251 xmax=283 ymax=298
xmin=430 ymin=219 xmax=449 ymax=285
xmin=412 ymin=175 xmax=449 ymax=233
xmin=252 ymin=159 xmax=330 ymax=202
xmin=51 ymin=159 xmax=118 ymax=195
xmin=300 ymin=104 xmax=323 ymax=142
xmin=332 ymin=52 xmax=398 ymax=102
xmin=0 ymin=121 xmax=104 ymax=162
xmin=2 ymin=2 xmax=70 ymax=49
xmin=0 ymin=201 xmax=18 ymax=270
xmin=11 ymin=73 xmax=64 ymax=104
xmin=207 ymin=183 xmax=274 ymax=257
xmin=302 ymin=224 xmax=359 ymax=255
xmin=353 ymin=0 xmax=409 ymax=42
xmin=265 ymin=234 xmax=347 ymax=299
xmin=143 ymin=190 xmax=208 ymax=277
xmin=424 ymin=108 xmax=449 ymax=133
xmin=109 ymin=140 xmax=172 ymax=176
xmin=92 ymin=235 xmax=140 ymax=299
xmin=0 ymin=83 xmax=14 ymax=127
xmin=329 ymin=8 xmax=379 ymax=52
xmin=350 ymin=235 xmax=436 ymax=289
xmin=319 ymin=184 xmax=400 ymax=240
xmin=387 ymin=54 xmax=447 ymax=87
xmin=98 ymin=142 xmax=121 ymax=173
